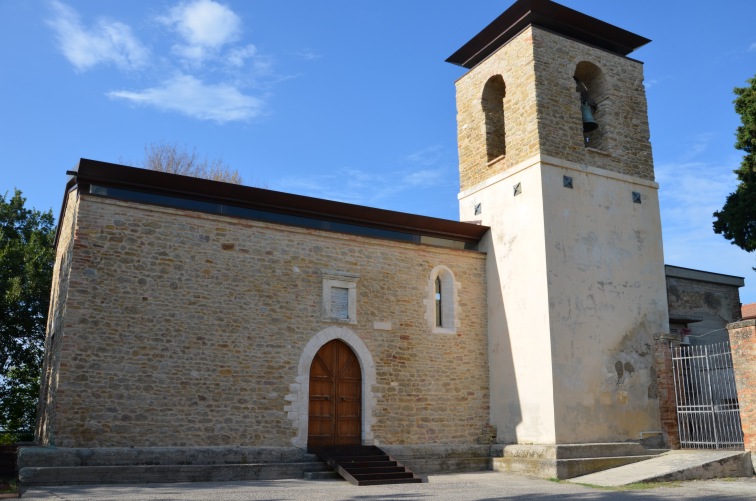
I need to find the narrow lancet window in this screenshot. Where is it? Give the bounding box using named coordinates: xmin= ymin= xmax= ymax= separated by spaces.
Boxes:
xmin=435 ymin=276 xmax=443 ymax=327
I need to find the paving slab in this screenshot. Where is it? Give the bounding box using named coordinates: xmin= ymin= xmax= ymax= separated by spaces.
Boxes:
xmin=17 ymin=471 xmax=756 ymax=500
xmin=568 ymin=450 xmax=752 ymax=487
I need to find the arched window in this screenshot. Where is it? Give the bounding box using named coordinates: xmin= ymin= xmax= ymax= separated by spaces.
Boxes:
xmin=435 ymin=276 xmax=443 ymax=327
xmin=574 ymin=61 xmax=607 ymax=150
xmin=482 ymin=75 xmax=506 ymax=162
xmin=426 ymin=265 xmax=457 ymax=334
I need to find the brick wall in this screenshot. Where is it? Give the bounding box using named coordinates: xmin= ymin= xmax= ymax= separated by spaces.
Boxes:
xmin=742 ymin=303 xmax=756 ymax=319
xmin=39 ymin=194 xmax=490 ymax=448
xmin=652 ymin=333 xmax=680 ymax=449
xmin=727 ymin=319 xmax=756 ymax=454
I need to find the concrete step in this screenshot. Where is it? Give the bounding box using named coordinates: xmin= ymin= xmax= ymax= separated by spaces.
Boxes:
xmin=19 ymin=461 xmax=333 ymax=486
xmin=490 ymin=442 xmax=668 ymax=479
xmin=302 ymin=470 xmax=342 ymax=480
xmin=18 ymin=446 xmax=318 ymax=468
xmin=567 ymin=450 xmax=753 ymax=487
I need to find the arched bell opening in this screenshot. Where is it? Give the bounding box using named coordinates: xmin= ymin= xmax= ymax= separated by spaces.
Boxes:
xmin=574 ymin=61 xmax=608 ymax=150
xmin=482 ymin=75 xmax=506 ymax=163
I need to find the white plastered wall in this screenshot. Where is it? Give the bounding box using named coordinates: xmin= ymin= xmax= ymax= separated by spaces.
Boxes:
xmin=460 ymin=156 xmax=556 ymax=444
xmin=460 ymin=154 xmax=667 ymax=445
xmin=539 ymin=157 xmax=667 ymax=443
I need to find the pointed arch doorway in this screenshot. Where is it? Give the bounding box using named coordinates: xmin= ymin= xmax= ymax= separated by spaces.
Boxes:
xmin=308 ymin=339 xmax=362 ymax=446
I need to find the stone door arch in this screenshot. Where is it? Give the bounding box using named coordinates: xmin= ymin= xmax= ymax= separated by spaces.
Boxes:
xmin=287 ymin=326 xmax=376 ymax=448
xmin=308 ymin=339 xmax=361 ymax=446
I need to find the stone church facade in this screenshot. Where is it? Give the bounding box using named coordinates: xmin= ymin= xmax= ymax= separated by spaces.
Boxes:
xmin=29 ymin=0 xmax=710 ymax=483
xmin=37 ymin=163 xmax=491 ymax=449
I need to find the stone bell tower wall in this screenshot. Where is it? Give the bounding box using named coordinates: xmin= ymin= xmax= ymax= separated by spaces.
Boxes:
xmin=532 ymin=27 xmax=654 ymax=181
xmin=455 ymin=26 xmax=539 ymax=192
xmin=456 ymin=17 xmax=666 ymax=445
xmin=455 ymin=26 xmax=655 ymax=193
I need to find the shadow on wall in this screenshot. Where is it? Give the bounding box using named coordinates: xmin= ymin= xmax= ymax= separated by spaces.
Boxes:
xmin=483 ymin=231 xmax=522 ymax=443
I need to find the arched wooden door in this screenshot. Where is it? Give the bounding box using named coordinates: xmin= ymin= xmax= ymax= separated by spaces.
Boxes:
xmin=308 ymin=339 xmax=362 ymax=446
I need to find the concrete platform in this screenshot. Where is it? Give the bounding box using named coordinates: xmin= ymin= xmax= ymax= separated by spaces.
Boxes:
xmin=491 ymin=442 xmax=665 ymax=479
xmin=567 ymin=449 xmax=753 ymax=487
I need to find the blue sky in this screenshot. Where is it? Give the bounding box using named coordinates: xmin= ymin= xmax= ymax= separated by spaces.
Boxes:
xmin=1 ymin=0 xmax=755 ymax=304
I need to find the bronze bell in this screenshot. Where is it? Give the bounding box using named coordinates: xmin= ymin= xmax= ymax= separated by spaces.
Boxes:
xmin=581 ymin=102 xmax=598 ymax=133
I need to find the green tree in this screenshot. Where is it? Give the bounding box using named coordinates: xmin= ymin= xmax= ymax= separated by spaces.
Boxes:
xmin=713 ymin=76 xmax=756 ymax=262
xmin=0 ymin=190 xmax=55 ymax=441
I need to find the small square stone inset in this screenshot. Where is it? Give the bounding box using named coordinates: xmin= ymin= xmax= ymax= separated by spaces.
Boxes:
xmin=513 ymin=182 xmax=522 ymax=197
xmin=563 ymin=176 xmax=573 ymax=189
xmin=474 ymin=203 xmax=482 ymax=215
xmin=632 ymin=192 xmax=642 ymax=204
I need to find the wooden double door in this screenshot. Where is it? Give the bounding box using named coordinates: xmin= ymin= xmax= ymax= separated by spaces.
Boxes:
xmin=308 ymin=340 xmax=362 ymax=446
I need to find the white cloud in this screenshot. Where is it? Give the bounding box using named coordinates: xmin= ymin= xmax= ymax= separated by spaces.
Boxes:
xmin=47 ymin=0 xmax=148 ymax=71
xmin=295 ymin=48 xmax=322 ymax=61
xmin=226 ymin=44 xmax=258 ymax=68
xmin=274 ymin=144 xmax=453 ymax=205
xmin=159 ymin=0 xmax=241 ymax=63
xmin=657 ymin=158 xmax=742 ymax=267
xmin=107 ymin=74 xmax=263 ymax=123
xmin=679 ymin=132 xmax=716 ymax=162
xmin=404 ymin=145 xmax=445 ymax=166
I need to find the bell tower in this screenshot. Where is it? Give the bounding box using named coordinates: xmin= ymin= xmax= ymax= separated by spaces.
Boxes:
xmin=449 ymin=0 xmax=668 ymax=449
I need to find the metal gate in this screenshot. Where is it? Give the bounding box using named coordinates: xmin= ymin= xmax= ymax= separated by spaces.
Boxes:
xmin=672 ymin=341 xmax=744 ymax=449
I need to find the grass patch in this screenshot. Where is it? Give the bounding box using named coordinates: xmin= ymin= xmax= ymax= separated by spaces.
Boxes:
xmin=548 ymin=477 xmax=682 ymax=491
xmin=0 ymin=479 xmax=17 ymax=494
xmin=570 ymin=480 xmax=682 ymax=491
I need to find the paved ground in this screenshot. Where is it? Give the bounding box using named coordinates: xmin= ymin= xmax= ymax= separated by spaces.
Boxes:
xmin=19 ymin=472 xmax=756 ymax=500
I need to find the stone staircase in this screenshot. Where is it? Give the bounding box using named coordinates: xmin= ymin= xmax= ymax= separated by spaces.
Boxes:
xmin=309 ymin=445 xmax=422 ymax=485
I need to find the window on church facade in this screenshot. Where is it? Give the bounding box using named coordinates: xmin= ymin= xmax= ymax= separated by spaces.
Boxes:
xmin=435 ymin=276 xmax=443 ymax=327
xmin=321 ymin=270 xmax=359 ymax=324
xmin=427 ymin=265 xmax=457 ymax=334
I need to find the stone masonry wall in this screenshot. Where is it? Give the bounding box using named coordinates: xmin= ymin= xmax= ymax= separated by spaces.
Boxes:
xmin=43 ymin=195 xmax=489 ymax=448
xmin=532 ymin=28 xmax=653 ymax=180
xmin=455 ymin=26 xmax=654 ymax=192
xmin=36 ymin=189 xmax=80 ymax=444
xmin=455 ymin=26 xmax=538 ymax=191
xmin=666 ymin=275 xmax=742 ymax=345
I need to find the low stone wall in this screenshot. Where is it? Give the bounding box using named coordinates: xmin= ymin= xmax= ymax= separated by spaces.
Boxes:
xmin=17 ymin=446 xmax=329 ymax=487
xmin=380 ymin=444 xmax=491 ymax=474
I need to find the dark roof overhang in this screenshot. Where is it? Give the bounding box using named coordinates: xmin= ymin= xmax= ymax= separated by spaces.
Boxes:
xmin=56 ymin=159 xmax=489 ymax=249
xmin=446 ymin=0 xmax=650 ymax=69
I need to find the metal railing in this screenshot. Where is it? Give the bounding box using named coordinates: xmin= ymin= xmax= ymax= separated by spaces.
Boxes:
xmin=672 ymin=341 xmax=744 ymax=449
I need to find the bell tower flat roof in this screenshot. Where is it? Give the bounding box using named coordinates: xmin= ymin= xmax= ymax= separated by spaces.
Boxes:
xmin=446 ymin=0 xmax=650 ymax=69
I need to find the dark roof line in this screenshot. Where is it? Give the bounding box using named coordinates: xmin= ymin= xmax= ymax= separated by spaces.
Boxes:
xmin=57 ymin=159 xmax=488 ymax=247
xmin=447 ymin=0 xmax=650 ymax=69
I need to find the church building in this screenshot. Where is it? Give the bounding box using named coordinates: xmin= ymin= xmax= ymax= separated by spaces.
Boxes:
xmin=27 ymin=0 xmax=678 ymax=485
